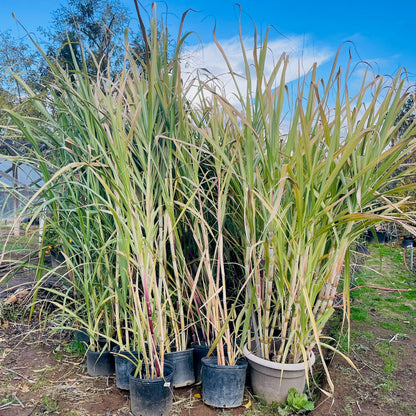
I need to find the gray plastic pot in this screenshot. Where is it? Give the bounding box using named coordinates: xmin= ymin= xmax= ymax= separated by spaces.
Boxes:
xmin=243 ymin=343 xmax=315 ymax=403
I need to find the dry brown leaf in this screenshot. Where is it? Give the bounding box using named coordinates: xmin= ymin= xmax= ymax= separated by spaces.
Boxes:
xmin=18 ymin=382 xmax=30 ymax=392
xmin=4 ymin=289 xmax=30 ymax=305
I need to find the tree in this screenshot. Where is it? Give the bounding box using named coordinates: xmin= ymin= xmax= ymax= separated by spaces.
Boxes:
xmin=395 ymin=95 xmax=415 ymax=138
xmin=0 ymin=31 xmax=39 ymax=102
xmin=0 ymin=32 xmax=42 ymax=137
xmin=43 ymin=0 xmax=139 ymax=77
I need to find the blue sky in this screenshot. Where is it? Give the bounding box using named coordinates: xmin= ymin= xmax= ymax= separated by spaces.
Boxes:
xmin=1 ymin=0 xmax=415 ymax=85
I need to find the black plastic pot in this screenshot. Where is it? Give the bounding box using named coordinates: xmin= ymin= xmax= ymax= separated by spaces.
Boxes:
xmin=129 ymin=362 xmax=174 ymax=416
xmin=191 ymin=343 xmax=210 ymax=384
xmin=73 ymin=328 xmax=89 ymax=348
xmin=73 ymin=330 xmax=114 ymax=351
xmin=365 ymin=229 xmax=388 ymax=244
xmin=376 ymin=231 xmax=388 ymax=243
xmin=86 ymin=350 xmax=115 ymax=376
xmin=114 ymin=349 xmax=139 ymax=390
xmin=201 ymin=356 xmax=248 ymax=408
xmin=355 ymin=242 xmax=369 ymax=255
xmin=165 ymin=348 xmax=195 ymax=387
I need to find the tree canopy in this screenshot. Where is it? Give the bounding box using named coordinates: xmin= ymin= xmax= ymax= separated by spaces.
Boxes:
xmin=44 ymin=0 xmax=138 ymax=76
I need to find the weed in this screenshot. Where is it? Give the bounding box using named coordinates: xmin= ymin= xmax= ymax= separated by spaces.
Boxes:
xmin=403 ymin=290 xmax=416 ymax=300
xmin=342 ymin=396 xmax=359 ymax=416
xmin=359 ymin=330 xmax=375 ymax=340
xmin=379 ymin=321 xmax=403 ymax=332
xmin=384 ymin=296 xmax=400 ymax=303
xmin=65 ymin=340 xmax=86 ymax=356
xmin=245 ymin=390 xmax=314 ymax=416
xmin=216 ymin=411 xmax=233 ymax=416
xmin=53 ymin=340 xmax=85 ymax=361
xmin=397 ymin=304 xmax=413 ymax=312
xmin=30 ymin=374 xmax=51 ymax=392
xmin=399 ymin=402 xmax=416 ymax=415
xmin=379 ymin=378 xmax=397 ymax=393
xmin=375 ymin=341 xmax=398 ymax=373
xmin=54 ymin=345 xmax=63 ymax=361
xmin=0 ymin=394 xmax=18 ymax=405
xmin=350 ymin=306 xmax=368 ymax=321
xmin=284 ymin=388 xmax=314 ymax=413
xmin=0 ymin=301 xmax=30 ymax=323
xmin=41 ymin=395 xmax=59 ymax=413
xmin=244 ymin=395 xmax=285 ymax=415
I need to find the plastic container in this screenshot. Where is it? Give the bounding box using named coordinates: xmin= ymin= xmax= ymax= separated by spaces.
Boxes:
xmin=165 ymin=348 xmax=195 ymax=387
xmin=86 ymin=350 xmax=115 ymax=376
xmin=114 ymin=349 xmax=139 ymax=390
xmin=191 ymin=343 xmax=210 ymax=384
xmin=129 ymin=362 xmax=174 ymax=416
xmin=201 ymin=356 xmax=247 ymax=408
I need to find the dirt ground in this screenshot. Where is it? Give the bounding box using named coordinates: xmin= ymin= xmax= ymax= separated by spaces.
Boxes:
xmin=1 ymin=300 xmax=415 ymax=416
xmin=0 ymin=321 xmax=247 ymax=416
xmin=312 ymin=321 xmax=416 ymax=416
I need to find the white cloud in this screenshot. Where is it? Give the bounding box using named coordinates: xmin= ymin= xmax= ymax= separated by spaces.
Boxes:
xmin=181 ymin=35 xmax=332 ymax=105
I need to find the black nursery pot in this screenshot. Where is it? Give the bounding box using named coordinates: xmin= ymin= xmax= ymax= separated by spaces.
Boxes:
xmin=376 ymin=230 xmax=388 ymax=243
xmin=114 ymin=349 xmax=139 ymax=390
xmin=165 ymin=348 xmax=195 ymax=387
xmin=129 ymin=362 xmax=174 ymax=416
xmin=191 ymin=343 xmax=211 ymax=384
xmin=73 ymin=330 xmax=114 ymax=351
xmin=366 ymin=229 xmax=388 ymax=244
xmin=86 ymin=350 xmax=115 ymax=377
xmin=201 ymin=356 xmax=248 ymax=408
xmin=73 ymin=328 xmax=89 ymax=348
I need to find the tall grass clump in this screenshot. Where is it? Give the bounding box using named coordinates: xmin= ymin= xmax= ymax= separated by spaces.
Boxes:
xmin=198 ymin=15 xmax=416 ymax=391
xmin=5 ymin=7 xmax=210 ymax=378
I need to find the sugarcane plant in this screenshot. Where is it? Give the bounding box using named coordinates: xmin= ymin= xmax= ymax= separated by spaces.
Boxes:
xmin=9 ymin=5 xmax=202 ymax=379
xmin=207 ymin=18 xmax=416 ymax=393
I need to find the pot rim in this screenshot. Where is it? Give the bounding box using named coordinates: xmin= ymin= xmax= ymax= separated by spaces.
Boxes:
xmin=129 ymin=362 xmax=174 ymax=382
xmin=201 ymin=355 xmax=248 ymax=369
xmin=242 ymin=343 xmax=315 ymax=371
xmin=165 ymin=348 xmax=194 ymax=356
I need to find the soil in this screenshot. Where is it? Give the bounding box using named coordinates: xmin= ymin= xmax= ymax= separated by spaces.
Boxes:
xmin=1 ymin=245 xmax=416 ymax=415
xmin=312 ymin=321 xmax=416 ymax=416
xmin=0 ymin=322 xmax=246 ymax=416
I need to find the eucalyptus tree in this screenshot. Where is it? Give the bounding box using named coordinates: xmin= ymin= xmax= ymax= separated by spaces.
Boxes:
xmin=43 ymin=0 xmax=145 ymax=77
xmin=0 ymin=31 xmax=41 ymax=135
